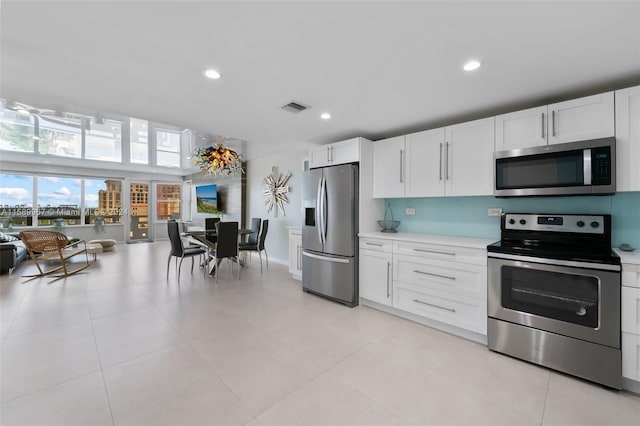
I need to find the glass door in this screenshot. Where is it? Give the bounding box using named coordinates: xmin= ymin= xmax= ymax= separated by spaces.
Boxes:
xmin=128 ymin=181 xmax=150 ymax=242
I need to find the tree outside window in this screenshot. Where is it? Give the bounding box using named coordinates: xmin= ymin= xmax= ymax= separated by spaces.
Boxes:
xmin=0 ymin=104 xmax=36 ymax=153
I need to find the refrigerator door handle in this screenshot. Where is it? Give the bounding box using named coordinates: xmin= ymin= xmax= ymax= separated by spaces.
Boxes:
xmin=303 ymin=251 xmax=350 ymax=264
xmin=321 ymin=176 xmax=328 ymax=244
xmin=315 ymin=177 xmax=323 ymax=244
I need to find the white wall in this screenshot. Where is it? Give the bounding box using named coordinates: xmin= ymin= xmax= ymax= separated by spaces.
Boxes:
xmin=246 ymin=150 xmax=306 ymax=265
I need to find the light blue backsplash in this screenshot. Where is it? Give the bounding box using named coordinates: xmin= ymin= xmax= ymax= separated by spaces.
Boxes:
xmin=387 ymin=192 xmax=640 ymax=249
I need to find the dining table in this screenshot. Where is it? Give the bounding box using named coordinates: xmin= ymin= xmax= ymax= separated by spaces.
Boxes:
xmin=184 ymin=229 xmax=254 ymax=275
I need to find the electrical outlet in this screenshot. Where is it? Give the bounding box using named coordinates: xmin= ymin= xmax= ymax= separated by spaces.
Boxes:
xmin=405 ymin=208 xmax=416 ymax=216
xmin=488 ymin=208 xmax=503 ymax=217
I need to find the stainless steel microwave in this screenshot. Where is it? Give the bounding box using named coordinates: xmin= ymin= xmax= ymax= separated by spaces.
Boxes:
xmin=494 ymin=137 xmax=616 ymax=197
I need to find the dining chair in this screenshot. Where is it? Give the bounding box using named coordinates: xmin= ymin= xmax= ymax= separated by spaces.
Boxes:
xmin=167 ymin=220 xmax=206 ymax=279
xmin=211 ymin=221 xmax=239 ymax=281
xmin=205 ymin=217 xmax=221 ymax=245
xmin=243 ymin=217 xmax=261 ymax=262
xmin=239 ymin=219 xmax=269 ymax=273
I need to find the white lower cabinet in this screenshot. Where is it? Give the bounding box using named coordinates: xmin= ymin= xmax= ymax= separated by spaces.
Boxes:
xmin=394 ymin=283 xmax=487 ymax=335
xmin=359 ymin=247 xmax=393 ymax=306
xmin=621 ymin=266 xmax=640 ymax=381
xmin=288 ymin=227 xmax=302 ymax=280
xmin=622 ymin=333 xmax=639 ymax=381
xmin=359 ymin=234 xmax=489 ymax=336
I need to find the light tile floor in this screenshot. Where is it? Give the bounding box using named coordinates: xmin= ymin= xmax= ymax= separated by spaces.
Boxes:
xmin=1 ymin=241 xmax=638 ymax=426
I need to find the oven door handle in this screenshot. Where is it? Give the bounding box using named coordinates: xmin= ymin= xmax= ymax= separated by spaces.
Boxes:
xmin=488 ymin=252 xmax=621 ymax=272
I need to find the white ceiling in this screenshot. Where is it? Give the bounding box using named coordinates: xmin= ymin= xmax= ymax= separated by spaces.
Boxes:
xmin=2 ymin=1 xmax=639 ymax=160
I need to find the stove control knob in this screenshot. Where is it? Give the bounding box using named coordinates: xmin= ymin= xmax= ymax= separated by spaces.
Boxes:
xmin=519 ymin=219 xmax=526 ymax=225
xmin=591 ymin=221 xmax=600 ymax=228
xmin=508 ymin=219 xmax=515 ymax=225
xmin=577 ymin=221 xmax=585 ymax=227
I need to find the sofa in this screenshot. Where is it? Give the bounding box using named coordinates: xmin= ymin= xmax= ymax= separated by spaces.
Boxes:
xmin=0 ymin=232 xmax=28 ymax=273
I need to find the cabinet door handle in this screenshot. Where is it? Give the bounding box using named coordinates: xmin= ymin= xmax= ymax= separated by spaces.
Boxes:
xmin=365 ymin=242 xmax=383 ymax=247
xmin=399 ymin=149 xmax=404 ymax=183
xmin=412 ymin=248 xmax=455 ymax=256
xmin=439 ymin=143 xmax=443 ymax=180
xmin=413 ymin=299 xmax=456 ymax=312
xmin=552 ymin=110 xmax=556 ymax=137
xmin=541 ymin=112 xmax=545 ymax=139
xmin=386 ymin=262 xmax=391 ymax=298
xmin=413 ymin=270 xmax=456 ymax=281
xmin=327 ymin=146 xmax=331 ymax=162
xmin=445 ymin=142 xmax=450 ymax=180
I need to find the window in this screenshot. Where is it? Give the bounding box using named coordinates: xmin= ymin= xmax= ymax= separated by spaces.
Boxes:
xmin=156 ymin=129 xmax=181 ymax=167
xmin=156 ymin=183 xmax=181 ymax=220
xmin=97 ymin=179 xmax=123 ymax=224
xmin=0 ymin=174 xmax=34 ymax=227
xmin=130 ymin=118 xmax=149 ymax=164
xmin=85 ymin=118 xmax=122 ymax=162
xmin=37 ymin=116 xmax=82 ymax=158
xmin=36 ymin=176 xmax=82 ymax=226
xmin=0 ymin=103 xmax=36 ymax=153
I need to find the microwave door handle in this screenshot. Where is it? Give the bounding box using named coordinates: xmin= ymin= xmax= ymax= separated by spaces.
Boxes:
xmin=584 ymin=149 xmax=592 ymax=185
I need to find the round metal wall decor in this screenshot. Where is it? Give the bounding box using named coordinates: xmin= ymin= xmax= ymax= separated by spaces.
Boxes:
xmin=263 ymin=166 xmax=291 ymax=216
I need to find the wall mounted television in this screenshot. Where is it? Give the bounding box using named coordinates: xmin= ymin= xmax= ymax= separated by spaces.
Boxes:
xmin=196 ymin=184 xmax=218 ymax=213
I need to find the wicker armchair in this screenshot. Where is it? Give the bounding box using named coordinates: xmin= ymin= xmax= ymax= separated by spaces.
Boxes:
xmin=19 ymin=231 xmax=90 ymax=281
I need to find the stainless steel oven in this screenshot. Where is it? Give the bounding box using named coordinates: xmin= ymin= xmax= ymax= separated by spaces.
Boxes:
xmin=487 ymin=213 xmax=622 ymax=389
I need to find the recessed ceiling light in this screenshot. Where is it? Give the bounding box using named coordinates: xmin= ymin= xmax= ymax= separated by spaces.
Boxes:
xmin=463 ymin=60 xmax=482 ymax=71
xmin=204 ymin=69 xmax=221 ymax=79
xmin=320 ymin=113 xmax=331 ymax=120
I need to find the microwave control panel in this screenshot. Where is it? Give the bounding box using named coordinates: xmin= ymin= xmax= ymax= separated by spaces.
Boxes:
xmin=590 ymin=146 xmax=612 ymax=185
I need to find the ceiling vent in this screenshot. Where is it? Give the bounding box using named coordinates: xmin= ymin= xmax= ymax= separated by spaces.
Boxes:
xmin=281 ymin=101 xmax=310 ymax=114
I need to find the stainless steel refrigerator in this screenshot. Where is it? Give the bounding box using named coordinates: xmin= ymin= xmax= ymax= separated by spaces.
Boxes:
xmin=302 ymin=163 xmax=358 ymax=307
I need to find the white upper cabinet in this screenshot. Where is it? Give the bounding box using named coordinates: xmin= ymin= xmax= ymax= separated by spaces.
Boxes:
xmin=406 ymin=128 xmax=446 ymax=197
xmin=548 ymin=92 xmax=615 ymax=144
xmin=495 ymin=92 xmax=614 ymax=151
xmin=373 ymin=135 xmax=406 ymax=198
xmin=615 ymin=85 xmax=640 ymax=192
xmin=373 ymin=119 xmax=494 ymax=198
xmin=495 ymin=105 xmax=547 ymax=150
xmin=445 ymin=117 xmax=495 ymax=197
xmin=309 ymin=137 xmax=361 ymax=169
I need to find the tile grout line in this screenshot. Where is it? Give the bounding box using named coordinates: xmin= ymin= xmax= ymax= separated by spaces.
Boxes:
xmin=83 ymin=280 xmax=116 ymax=426
xmin=147 ymin=286 xmax=258 ymax=420
xmin=0 ymin=279 xmax=31 ymax=351
xmin=540 ymin=372 xmax=552 ymax=426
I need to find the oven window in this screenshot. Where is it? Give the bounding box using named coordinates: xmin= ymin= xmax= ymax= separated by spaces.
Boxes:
xmin=501 ymin=266 xmax=598 ymax=328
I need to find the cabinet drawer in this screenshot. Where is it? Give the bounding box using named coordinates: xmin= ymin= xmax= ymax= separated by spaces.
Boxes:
xmin=622 ymin=286 xmax=640 ymax=334
xmin=393 ymin=240 xmax=486 ymax=265
xmin=394 ymin=254 xmax=486 ymax=300
xmin=360 ymin=238 xmax=392 ymax=253
xmin=622 ymin=263 xmax=640 ymax=288
xmin=622 ymin=332 xmax=640 ymax=381
xmin=394 ymin=283 xmax=487 ymax=335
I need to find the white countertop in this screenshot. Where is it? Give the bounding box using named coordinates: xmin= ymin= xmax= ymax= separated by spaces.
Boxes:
xmin=614 ymin=247 xmax=640 ymax=265
xmin=359 ymin=232 xmax=495 ymax=250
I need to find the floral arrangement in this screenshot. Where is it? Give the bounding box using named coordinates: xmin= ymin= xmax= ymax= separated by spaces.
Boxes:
xmin=191 ymin=144 xmax=245 ymax=177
